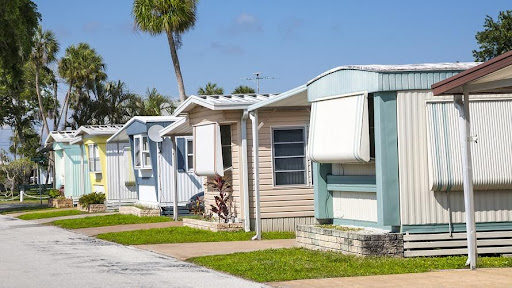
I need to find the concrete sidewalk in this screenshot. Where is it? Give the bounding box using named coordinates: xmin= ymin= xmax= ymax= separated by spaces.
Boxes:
xmin=31 ymin=212 xmax=116 ymax=224
xmin=73 ymin=221 xmax=183 ymax=236
xmin=135 ymin=239 xmax=296 ymax=260
xmin=270 ymin=267 xmax=512 ymax=288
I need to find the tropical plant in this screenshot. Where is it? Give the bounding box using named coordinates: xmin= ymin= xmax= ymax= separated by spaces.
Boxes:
xmin=133 ymin=0 xmax=198 ymax=102
xmin=198 ymin=82 xmax=224 ymax=95
xmin=30 ymin=25 xmax=59 ymax=135
xmin=57 ymin=43 xmax=106 ymax=129
xmin=232 ymin=85 xmax=255 ymax=94
xmin=143 ymin=87 xmax=175 ymax=116
xmin=207 ymin=176 xmax=232 ymax=223
xmin=78 ymin=192 xmax=106 ymax=209
xmin=473 ymin=10 xmax=512 ymax=61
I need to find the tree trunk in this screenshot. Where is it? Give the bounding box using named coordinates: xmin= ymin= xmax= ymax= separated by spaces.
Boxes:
xmin=166 ymin=31 xmax=187 ymax=102
xmin=53 ymin=82 xmax=58 ymax=130
xmin=35 ymin=66 xmax=50 ymax=137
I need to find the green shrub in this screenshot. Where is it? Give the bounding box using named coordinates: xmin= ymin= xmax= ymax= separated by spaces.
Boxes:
xmin=48 ymin=189 xmax=62 ymax=198
xmin=78 ymin=192 xmax=105 ymax=208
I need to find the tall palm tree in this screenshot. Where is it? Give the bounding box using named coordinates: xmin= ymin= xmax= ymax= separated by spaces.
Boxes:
xmin=144 ymin=87 xmax=175 ymax=116
xmin=198 ymin=82 xmax=224 ymax=95
xmin=30 ymin=26 xmax=59 ymax=135
xmin=57 ymin=43 xmax=106 ymax=129
xmin=232 ymin=85 xmax=255 ymax=94
xmin=133 ymin=0 xmax=198 ymax=102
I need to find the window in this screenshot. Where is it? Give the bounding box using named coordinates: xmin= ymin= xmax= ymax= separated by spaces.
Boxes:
xmin=272 ymin=127 xmax=307 ymax=186
xmin=134 ymin=135 xmax=151 ymax=169
xmin=220 ymin=125 xmax=232 ymax=169
xmin=368 ymin=94 xmax=375 ymax=159
xmin=88 ymin=144 xmax=101 ymax=172
xmin=186 ymin=139 xmax=194 ymax=171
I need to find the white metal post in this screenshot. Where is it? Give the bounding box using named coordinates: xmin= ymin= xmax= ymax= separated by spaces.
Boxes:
xmin=171 ymin=136 xmax=179 ymax=221
xmin=241 ymin=111 xmax=251 ymax=232
xmin=454 ymin=93 xmax=478 ymax=269
xmin=250 ymin=111 xmax=261 ymax=240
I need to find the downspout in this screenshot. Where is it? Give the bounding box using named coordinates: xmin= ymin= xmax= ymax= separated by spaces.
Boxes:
xmin=241 ymin=110 xmax=251 ymax=232
xmin=249 ymin=110 xmax=261 ymax=240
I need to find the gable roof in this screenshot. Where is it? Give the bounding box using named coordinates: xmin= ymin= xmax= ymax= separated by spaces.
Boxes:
xmin=73 ymin=125 xmax=124 ymax=137
xmin=44 ymin=131 xmax=79 ymax=147
xmin=172 ymin=94 xmax=278 ymax=115
xmin=107 ymin=116 xmax=180 ymax=143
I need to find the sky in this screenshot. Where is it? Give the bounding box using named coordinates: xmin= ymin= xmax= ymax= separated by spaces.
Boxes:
xmin=1 ymin=0 xmax=511 ymax=153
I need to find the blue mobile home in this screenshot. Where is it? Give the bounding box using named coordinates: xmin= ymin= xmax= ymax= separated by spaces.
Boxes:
xmin=107 ymin=116 xmax=203 ymax=208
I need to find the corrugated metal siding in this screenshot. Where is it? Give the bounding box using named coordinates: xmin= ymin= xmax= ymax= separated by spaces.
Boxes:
xmin=333 ymin=191 xmax=377 ymax=222
xmin=106 ymin=142 xmax=137 ymax=203
xmin=308 ymin=70 xmax=463 ymax=102
xmin=54 ymin=150 xmax=65 ymax=189
xmin=63 ymin=146 xmax=85 ymax=199
xmin=397 ymin=91 xmax=512 ymax=225
xmin=427 ymin=100 xmax=512 ymax=191
xmin=251 ymin=217 xmax=318 ymax=232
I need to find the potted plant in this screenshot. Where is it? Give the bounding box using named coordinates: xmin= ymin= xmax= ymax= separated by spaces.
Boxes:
xmin=78 ymin=192 xmax=106 ymax=213
xmin=47 ymin=187 xmax=73 ymax=208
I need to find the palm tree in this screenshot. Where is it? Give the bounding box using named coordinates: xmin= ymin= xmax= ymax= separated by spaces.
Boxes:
xmin=30 ymin=26 xmax=59 ymax=135
xmin=232 ymin=85 xmax=255 ymax=94
xmin=144 ymin=87 xmax=175 ymax=116
xmin=57 ymin=43 xmax=106 ymax=129
xmin=198 ymin=82 xmax=224 ymax=95
xmin=133 ymin=0 xmax=198 ymax=102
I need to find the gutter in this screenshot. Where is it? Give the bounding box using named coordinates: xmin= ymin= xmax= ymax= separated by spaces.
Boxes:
xmin=249 ymin=110 xmax=261 ymax=240
xmin=241 ymin=110 xmax=251 ymax=232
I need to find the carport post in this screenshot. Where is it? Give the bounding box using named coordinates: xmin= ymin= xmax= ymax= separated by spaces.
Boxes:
xmin=454 ymin=93 xmax=478 ymax=269
xmin=171 ymin=136 xmax=179 ymax=221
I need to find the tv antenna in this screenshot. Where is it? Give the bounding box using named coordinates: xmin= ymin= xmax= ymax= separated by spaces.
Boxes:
xmin=242 ymin=72 xmax=276 ymax=93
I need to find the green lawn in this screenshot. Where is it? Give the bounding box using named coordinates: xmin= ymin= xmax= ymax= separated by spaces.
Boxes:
xmin=51 ymin=214 xmax=171 ymax=229
xmin=0 ymin=206 xmax=54 ymax=215
xmin=189 ymin=248 xmax=512 ymax=282
xmin=97 ymin=226 xmax=295 ymax=245
xmin=17 ymin=209 xmax=84 ymax=220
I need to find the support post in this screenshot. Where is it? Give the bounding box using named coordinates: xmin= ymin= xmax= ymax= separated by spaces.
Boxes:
xmin=171 ymin=136 xmax=179 ymax=221
xmin=241 ymin=111 xmax=251 ymax=232
xmin=454 ymin=93 xmax=477 ymax=269
xmin=250 ymin=111 xmax=261 ymax=240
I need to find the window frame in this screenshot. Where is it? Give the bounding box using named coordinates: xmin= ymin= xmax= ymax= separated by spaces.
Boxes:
xmin=185 ymin=138 xmax=194 ymax=172
xmin=88 ymin=144 xmax=101 ymax=173
xmin=220 ymin=124 xmax=232 ymax=169
xmin=271 ymin=126 xmax=309 ymax=187
xmin=134 ymin=134 xmax=152 ymax=170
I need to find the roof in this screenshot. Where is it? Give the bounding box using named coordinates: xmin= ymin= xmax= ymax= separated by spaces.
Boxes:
xmin=432 ymin=51 xmax=512 ymax=95
xmin=73 ymin=125 xmax=124 ymax=137
xmin=248 ymin=85 xmax=308 ymax=111
xmin=172 ymin=94 xmax=278 ymax=115
xmin=308 ymin=62 xmax=479 ymax=85
xmin=159 ymin=117 xmax=192 ymax=136
xmin=107 ymin=116 xmax=180 ymax=143
xmin=44 ymin=131 xmax=79 ymax=147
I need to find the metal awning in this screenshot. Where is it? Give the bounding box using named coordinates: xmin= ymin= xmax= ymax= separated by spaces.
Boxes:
xmin=431 ymin=50 xmax=512 ymax=270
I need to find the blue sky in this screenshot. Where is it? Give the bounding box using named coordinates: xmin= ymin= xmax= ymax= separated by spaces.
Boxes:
xmin=0 ymin=0 xmax=511 ymax=152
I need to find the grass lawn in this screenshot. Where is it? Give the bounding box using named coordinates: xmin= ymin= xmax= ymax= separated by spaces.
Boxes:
xmin=0 ymin=199 xmax=48 ymax=205
xmin=0 ymin=206 xmax=54 ymax=215
xmin=97 ymin=226 xmax=295 ymax=245
xmin=51 ymin=214 xmax=171 ymax=229
xmin=189 ymin=248 xmax=512 ymax=282
xmin=17 ymin=209 xmax=84 ymax=220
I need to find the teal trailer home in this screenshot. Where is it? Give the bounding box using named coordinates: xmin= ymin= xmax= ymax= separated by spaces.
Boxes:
xmin=44 ymin=131 xmax=91 ymax=202
xmin=307 ymin=62 xmax=512 ymax=256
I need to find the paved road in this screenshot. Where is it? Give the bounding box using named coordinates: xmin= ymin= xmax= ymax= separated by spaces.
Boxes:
xmin=0 ymin=215 xmax=265 ymax=288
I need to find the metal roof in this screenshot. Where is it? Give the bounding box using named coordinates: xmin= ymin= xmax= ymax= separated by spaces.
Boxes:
xmin=172 ymin=94 xmax=278 ymax=115
xmin=44 ymin=130 xmax=79 ymax=147
xmin=432 ymin=51 xmax=512 ymax=95
xmin=308 ymin=62 xmax=480 ymax=85
xmin=73 ymin=124 xmax=124 ymax=137
xmin=107 ymin=116 xmax=181 ymax=143
xmin=248 ymin=85 xmax=308 ymax=111
xmin=159 ymin=117 xmax=192 ymax=137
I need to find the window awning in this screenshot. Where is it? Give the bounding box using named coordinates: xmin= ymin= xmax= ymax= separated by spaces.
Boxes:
xmin=193 ymin=122 xmax=224 ymax=177
xmin=307 ymin=92 xmax=370 ymax=163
